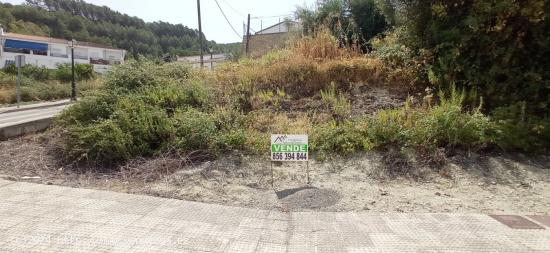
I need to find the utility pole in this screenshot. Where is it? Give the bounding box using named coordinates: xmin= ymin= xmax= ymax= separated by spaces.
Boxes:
xmin=197 ymin=0 xmax=204 ymax=68
xmin=245 ymin=14 xmax=251 ymax=56
xmin=68 ymin=39 xmax=77 ymax=102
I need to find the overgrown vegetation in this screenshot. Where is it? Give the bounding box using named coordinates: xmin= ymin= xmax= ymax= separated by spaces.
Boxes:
xmin=56 ymin=35 xmax=549 ymax=166
xmin=0 ymin=63 xmax=99 ymax=104
xmin=52 ymin=0 xmax=549 ymax=169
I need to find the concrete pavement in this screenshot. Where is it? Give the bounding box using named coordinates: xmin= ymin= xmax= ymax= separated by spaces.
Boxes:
xmin=0 ymin=99 xmax=71 ymax=114
xmin=0 ymin=179 xmax=549 ymax=252
xmin=0 ymin=103 xmax=68 ymax=139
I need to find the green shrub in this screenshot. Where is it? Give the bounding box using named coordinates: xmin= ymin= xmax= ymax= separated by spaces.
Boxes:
xmin=408 ymin=90 xmax=493 ymax=149
xmin=367 ymin=89 xmax=494 ymax=151
xmin=112 ymin=97 xmax=175 ymax=155
xmin=491 ymin=103 xmax=550 ymax=152
xmin=57 ymin=61 xmax=213 ymax=165
xmin=211 ymin=106 xmax=248 ymax=150
xmin=55 ymin=63 xmax=95 ymax=82
xmin=104 ymin=60 xmax=161 ymax=91
xmin=139 ymin=80 xmax=209 ymax=115
xmin=58 ymin=91 xmax=118 ymax=126
xmin=20 ymin=82 xmax=70 ymax=101
xmin=173 ymin=108 xmax=217 ymax=151
xmin=366 ymin=108 xmax=406 ymax=147
xmin=62 ymin=95 xmax=175 ymax=164
xmin=320 ymin=83 xmax=352 ymax=121
xmin=312 ymin=120 xmax=370 ymax=158
xmin=104 ymin=59 xmax=190 ymax=92
xmin=23 ymin=65 xmax=52 ymax=80
xmin=65 ymin=119 xmax=134 ymax=164
xmin=3 ymin=64 xmax=53 ymax=81
xmin=311 ymin=87 xmax=496 ymax=157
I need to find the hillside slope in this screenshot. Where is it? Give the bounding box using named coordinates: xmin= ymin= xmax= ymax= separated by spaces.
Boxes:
xmin=0 ymin=0 xmax=225 ymax=57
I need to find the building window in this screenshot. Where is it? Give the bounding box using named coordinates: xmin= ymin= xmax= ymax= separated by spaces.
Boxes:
xmin=3 ymin=47 xmax=30 ymax=54
xmin=33 ymin=50 xmax=47 ymax=56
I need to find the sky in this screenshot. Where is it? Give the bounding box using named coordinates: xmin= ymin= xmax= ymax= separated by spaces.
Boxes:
xmin=3 ymin=0 xmax=317 ymax=43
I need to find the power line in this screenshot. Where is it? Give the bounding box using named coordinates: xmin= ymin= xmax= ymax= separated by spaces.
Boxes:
xmin=251 ymin=14 xmax=293 ymax=20
xmin=219 ymin=0 xmax=246 ymax=18
xmin=213 ymin=0 xmax=242 ymax=39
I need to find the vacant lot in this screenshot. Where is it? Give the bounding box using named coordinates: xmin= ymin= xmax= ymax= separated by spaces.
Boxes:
xmin=1 ymin=133 xmax=548 ymax=214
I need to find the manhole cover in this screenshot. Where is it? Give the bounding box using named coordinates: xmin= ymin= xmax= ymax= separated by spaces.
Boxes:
xmin=489 ymin=215 xmax=544 ymax=229
xmin=276 ymin=187 xmax=341 ymax=210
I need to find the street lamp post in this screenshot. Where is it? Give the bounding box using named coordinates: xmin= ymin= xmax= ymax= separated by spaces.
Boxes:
xmin=209 ymin=48 xmax=213 ymax=70
xmin=68 ymin=39 xmax=77 ymax=102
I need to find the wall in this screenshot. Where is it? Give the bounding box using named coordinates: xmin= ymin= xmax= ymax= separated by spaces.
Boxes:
xmin=1 ymin=44 xmax=124 ymax=74
xmin=244 ymin=32 xmax=292 ymax=58
xmin=0 ymin=51 xmax=89 ymax=68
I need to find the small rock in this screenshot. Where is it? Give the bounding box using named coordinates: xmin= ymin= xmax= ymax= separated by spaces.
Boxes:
xmin=435 ymin=192 xmax=442 ymax=196
xmin=21 ymin=176 xmax=41 ymax=180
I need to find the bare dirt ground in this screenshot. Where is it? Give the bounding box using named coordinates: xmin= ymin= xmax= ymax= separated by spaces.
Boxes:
xmin=1 ymin=132 xmax=549 ymax=214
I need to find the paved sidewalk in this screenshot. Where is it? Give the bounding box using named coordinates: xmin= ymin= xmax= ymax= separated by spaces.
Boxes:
xmin=0 ymin=179 xmax=549 ymax=252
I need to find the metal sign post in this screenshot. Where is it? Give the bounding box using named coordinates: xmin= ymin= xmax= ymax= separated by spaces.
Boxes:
xmin=15 ymin=55 xmax=25 ymax=107
xmin=270 ymin=134 xmax=309 ymax=187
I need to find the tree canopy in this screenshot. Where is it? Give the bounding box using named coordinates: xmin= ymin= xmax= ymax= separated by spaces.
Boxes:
xmin=0 ymin=0 xmax=237 ymax=58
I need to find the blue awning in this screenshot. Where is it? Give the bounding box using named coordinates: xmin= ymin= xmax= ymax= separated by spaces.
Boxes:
xmin=4 ymin=39 xmax=48 ymax=51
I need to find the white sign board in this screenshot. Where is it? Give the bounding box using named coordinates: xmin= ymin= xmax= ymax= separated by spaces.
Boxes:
xmin=271 ymin=134 xmax=308 ymax=161
xmin=15 ymin=55 xmax=25 ymax=68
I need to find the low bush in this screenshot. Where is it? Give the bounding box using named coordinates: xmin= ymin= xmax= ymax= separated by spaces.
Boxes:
xmin=311 ymin=120 xmax=369 ymax=158
xmin=173 ymin=108 xmax=216 ymax=151
xmin=491 ymin=103 xmax=550 ymax=152
xmin=312 ymin=87 xmax=497 ymax=157
xmin=57 ymin=60 xmax=240 ymax=165
xmin=55 ymin=63 xmax=95 ymax=82
xmin=2 ymin=63 xmax=95 ymax=82
xmin=0 ymin=77 xmax=102 ymax=104
xmin=320 ymin=83 xmax=351 ymax=121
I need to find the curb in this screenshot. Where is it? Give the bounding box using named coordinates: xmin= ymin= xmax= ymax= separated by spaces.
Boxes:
xmin=0 ymin=100 xmax=72 ymax=114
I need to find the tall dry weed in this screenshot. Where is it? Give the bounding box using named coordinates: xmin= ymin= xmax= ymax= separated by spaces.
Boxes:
xmin=293 ymin=29 xmax=358 ymax=60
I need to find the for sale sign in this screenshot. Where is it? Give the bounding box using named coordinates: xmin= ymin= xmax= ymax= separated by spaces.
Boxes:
xmin=271 ymin=134 xmax=308 ymax=161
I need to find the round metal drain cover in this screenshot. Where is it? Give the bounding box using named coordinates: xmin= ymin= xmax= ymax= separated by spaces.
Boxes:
xmin=277 ymin=187 xmax=341 ymax=210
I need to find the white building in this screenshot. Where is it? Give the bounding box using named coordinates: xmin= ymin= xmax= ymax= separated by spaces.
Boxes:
xmin=0 ymin=28 xmax=125 ymax=73
xmin=255 ymin=20 xmax=300 ymax=35
xmin=177 ymin=54 xmax=227 ymax=70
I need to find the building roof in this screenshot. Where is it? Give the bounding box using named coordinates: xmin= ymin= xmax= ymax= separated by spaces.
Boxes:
xmin=2 ymin=32 xmax=122 ymax=50
xmin=256 ymin=20 xmax=299 ymax=35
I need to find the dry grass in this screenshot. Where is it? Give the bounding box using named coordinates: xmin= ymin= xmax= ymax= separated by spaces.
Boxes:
xmin=293 ymin=29 xmax=359 ymax=60
xmin=215 ymin=46 xmax=387 ymax=98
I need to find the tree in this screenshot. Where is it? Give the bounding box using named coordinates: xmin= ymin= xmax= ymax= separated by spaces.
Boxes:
xmin=296 ymin=0 xmax=388 ymax=49
xmin=0 ymin=0 xmax=217 ymax=58
xmin=350 ymin=0 xmax=387 ymax=42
